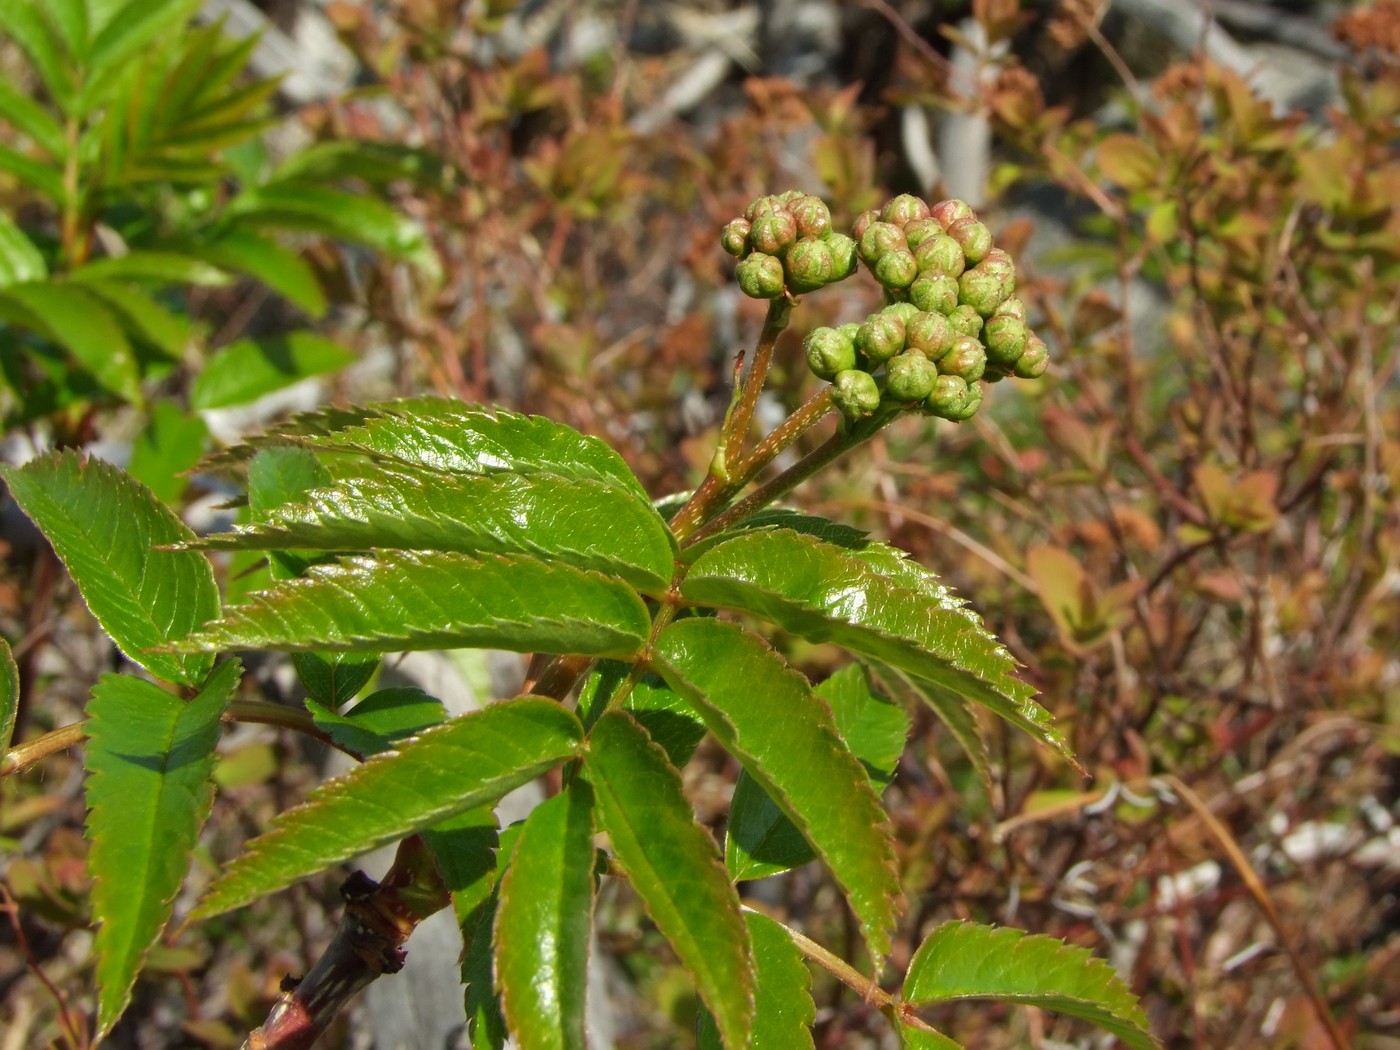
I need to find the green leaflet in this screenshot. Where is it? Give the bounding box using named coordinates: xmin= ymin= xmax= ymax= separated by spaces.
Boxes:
xmin=0 ymin=213 xmax=48 ymax=286
xmin=897 ymin=1024 xmax=964 ymax=1049
xmin=307 ymin=688 xmax=444 ymax=759
xmin=269 ymin=140 xmax=449 ymax=190
xmin=0 ymin=451 xmax=218 ymax=686
xmin=303 ymin=399 xmax=653 ymax=500
xmin=0 ymin=1 xmax=77 ymax=115
xmin=193 ymin=697 xmax=584 ymax=919
xmin=901 ymin=921 xmax=1159 ymax=1050
xmin=191 ymin=332 xmax=356 ymax=410
xmin=697 ymin=911 xmax=815 ymax=1050
xmin=652 ymin=619 xmax=900 ymax=961
xmin=585 ymin=711 xmax=754 ymax=1050
xmin=126 ymin=402 xmax=209 ymax=505
xmin=67 ymin=250 xmax=230 ymax=286
xmin=184 ymin=228 xmax=327 ymax=317
xmin=0 ymin=637 xmax=18 ymax=755
xmin=495 ymin=782 xmax=596 ymax=1050
xmin=681 ymin=528 xmax=1077 ymax=770
xmin=0 ymin=77 xmax=67 ymax=157
xmin=173 ymin=550 xmax=652 ymax=658
xmin=75 ymin=278 xmax=194 ymax=359
xmin=193 ymin=468 xmax=676 ymax=594
xmin=577 ymin=663 xmax=709 ymax=767
xmin=84 ymin=659 xmax=241 ymax=1039
xmin=872 ymin=664 xmax=991 ymax=796
xmin=0 ymin=281 xmax=141 ymax=402
xmin=725 ymin=663 xmax=910 ymax=882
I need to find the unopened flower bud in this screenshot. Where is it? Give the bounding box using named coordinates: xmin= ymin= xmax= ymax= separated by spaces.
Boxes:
xmin=947 ymin=216 xmax=993 ymax=264
xmin=858 ymin=221 xmax=906 ymax=267
xmin=874 ymin=248 xmax=918 ymax=290
xmin=881 ymin=193 xmax=931 ymax=226
xmin=925 ymin=373 xmax=970 ymax=418
xmin=959 ymin=268 xmax=1009 ymax=317
xmin=906 ymin=310 xmax=954 ymax=360
xmin=979 ymin=247 xmax=1016 ymax=284
xmin=791 ymin=195 xmax=832 ymax=239
xmin=746 ymin=195 xmax=782 ymax=221
xmin=721 ymin=218 xmax=751 ymax=257
xmin=910 ymin=273 xmax=959 ymax=314
xmin=995 ymin=296 xmax=1027 ymax=322
xmin=751 ymin=212 xmax=798 ymax=256
xmin=929 ymin=199 xmax=974 ymax=227
xmin=832 ymin=368 xmax=881 ymax=423
xmin=913 ymin=234 xmax=966 ymax=277
xmin=1014 ymin=334 xmax=1049 ymax=378
xmin=856 ymin=312 xmax=907 ymax=363
xmin=882 ymin=301 xmax=919 ymax=324
xmin=939 ymin=335 xmax=987 ymax=383
xmin=946 ymin=304 xmax=984 ymax=338
xmin=885 ymin=351 xmax=936 ymax=402
xmin=902 ymin=218 xmax=942 ymax=248
xmin=804 ymin=326 xmax=858 ymax=380
xmin=826 ymin=233 xmax=859 ymax=280
xmin=943 ymin=381 xmax=984 ymax=421
xmin=736 ymin=252 xmax=785 ymax=299
xmin=784 ymin=237 xmax=835 ymax=293
xmin=983 ymin=313 xmax=1028 ymax=366
xmin=852 ymin=209 xmax=880 ymax=241
xmin=778 ymin=189 xmax=805 ymax=204
xmin=837 ymin=321 xmax=861 ymax=341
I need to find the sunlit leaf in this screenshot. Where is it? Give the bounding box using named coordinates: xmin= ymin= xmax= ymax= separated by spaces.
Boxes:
xmin=698 ymin=911 xmax=815 ymax=1050
xmin=0 ymin=282 xmax=141 ymax=401
xmin=191 ymin=332 xmax=355 ymax=410
xmin=0 ymin=638 xmax=17 ymax=755
xmin=0 ymin=213 xmax=48 ymax=287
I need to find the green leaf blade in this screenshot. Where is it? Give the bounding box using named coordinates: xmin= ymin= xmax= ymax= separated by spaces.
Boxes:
xmin=0 ymin=282 xmax=141 ymax=401
xmin=0 ymin=451 xmax=219 ymax=685
xmin=585 ymin=710 xmax=753 ymax=1050
xmin=0 ymin=213 xmax=48 ymax=287
xmin=653 ymin=618 xmax=900 ymax=961
xmin=495 ymin=781 xmax=596 ymax=1050
xmin=174 ymin=551 xmax=652 ymax=658
xmin=191 ymin=332 xmax=356 ymax=410
xmin=901 ymin=921 xmax=1159 ymax=1050
xmin=698 ymin=911 xmax=815 ymax=1050
xmin=184 ymin=228 xmax=326 ymax=317
xmin=0 ymin=637 xmax=18 ymax=754
xmin=84 ymin=660 xmax=241 ymax=1038
xmin=193 ymin=697 xmax=583 ymax=919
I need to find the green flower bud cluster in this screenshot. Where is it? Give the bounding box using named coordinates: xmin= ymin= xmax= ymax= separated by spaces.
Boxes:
xmin=801 ymin=194 xmax=1048 ymax=424
xmin=721 ymin=191 xmax=859 ymax=298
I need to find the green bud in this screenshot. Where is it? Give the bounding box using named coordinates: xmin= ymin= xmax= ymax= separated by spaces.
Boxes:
xmin=736 ymin=252 xmax=785 ymax=299
xmin=906 ymin=309 xmax=954 ymax=359
xmin=856 ymin=312 xmax=907 ymax=363
xmin=958 ymin=267 xmax=1008 ymax=317
xmin=1014 ymin=334 xmax=1050 ymax=378
xmin=874 ymin=248 xmax=918 ymax=290
xmin=946 ymin=304 xmax=984 ymax=338
xmin=882 ymin=301 xmax=919 ymax=324
xmin=995 ymin=296 xmax=1027 ymax=322
xmin=881 ymin=193 xmax=931 ymax=226
xmin=943 ymin=382 xmax=984 ymax=421
xmin=885 ymin=351 xmax=936 ymax=402
xmin=925 ymin=373 xmax=970 ymax=418
xmin=979 ymin=247 xmax=1016 ymax=283
xmin=751 ymin=211 xmax=798 ymax=256
xmin=939 ymin=335 xmax=986 ymax=382
xmin=903 ymin=218 xmax=944 ymax=248
xmin=837 ymin=321 xmax=861 ymax=341
xmin=803 ymin=326 xmax=858 ymax=380
xmin=832 ymin=368 xmax=881 ymax=423
xmin=909 ymin=273 xmax=959 ymax=314
xmin=784 ymin=237 xmax=835 ymax=293
xmin=947 ymin=216 xmax=993 ymax=264
xmin=826 ymin=233 xmax=859 ymax=280
xmin=721 ymin=218 xmax=751 ymax=257
xmin=746 ymin=195 xmax=782 ymax=221
xmin=930 ymin=198 xmax=974 ymax=227
xmin=913 ymin=234 xmax=966 ymax=277
xmin=857 ymin=221 xmax=906 ymax=267
xmin=778 ymin=189 xmax=806 ymax=204
xmin=983 ymin=313 xmax=1028 ymax=366
xmin=791 ymin=195 xmax=832 ymax=239
xmin=852 ymin=208 xmax=880 ymax=241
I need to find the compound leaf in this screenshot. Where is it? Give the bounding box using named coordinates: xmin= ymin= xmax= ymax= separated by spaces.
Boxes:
xmin=0 ymin=281 xmax=141 ymax=402
xmin=901 ymin=921 xmax=1158 ymax=1050
xmin=681 ymin=529 xmax=1075 ymax=770
xmin=84 ymin=659 xmax=241 ymax=1038
xmin=653 ymin=619 xmax=899 ymax=961
xmin=193 ymin=697 xmax=583 ymax=919
xmin=586 ymin=711 xmax=753 ymax=1050
xmin=495 ymin=781 xmax=596 ymax=1050
xmin=0 ymin=451 xmax=218 ymax=686
xmin=173 ymin=551 xmax=651 ymax=658
xmin=698 ymin=911 xmax=815 ymax=1050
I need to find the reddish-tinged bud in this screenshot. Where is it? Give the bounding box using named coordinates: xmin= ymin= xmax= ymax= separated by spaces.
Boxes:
xmin=983 ymin=313 xmax=1028 ymax=366
xmin=882 ymin=302 xmax=919 ymax=324
xmin=784 ymin=237 xmax=835 ymax=293
xmin=939 ymin=335 xmax=987 ymax=382
xmin=857 ymin=221 xmax=907 ymax=267
xmin=910 ymin=273 xmax=959 ymax=314
xmin=856 ymin=312 xmax=907 ymax=363
xmin=946 ymin=304 xmax=984 ymax=338
xmin=885 ymin=351 xmax=936 ymax=401
xmin=929 ymin=198 xmax=974 ymax=227
xmin=947 ymin=216 xmax=993 ymax=264
xmin=874 ymin=248 xmax=918 ymax=290
xmin=736 ymin=252 xmax=785 ymax=299
xmin=826 ymin=233 xmax=858 ymax=281
xmin=903 ymin=218 xmax=944 ymax=248
xmin=778 ymin=189 xmax=805 ymax=204
xmin=721 ymin=218 xmax=751 ymax=257
xmin=1014 ymin=334 xmax=1049 ymax=378
xmin=832 ymin=369 xmax=881 ymax=423
xmin=906 ymin=310 xmax=954 ymax=360
xmin=803 ymin=326 xmax=858 ymax=380
xmin=751 ymin=211 xmax=798 ymax=256
xmin=912 ymin=234 xmax=966 ymax=277
xmin=979 ymin=247 xmax=1016 ymax=283
xmin=881 ymin=193 xmax=931 ymax=226
xmin=958 ymin=268 xmax=1008 ymax=317
xmin=745 ymin=195 xmax=782 ymax=221
xmin=852 ymin=208 xmax=880 ymax=241
xmin=994 ymin=296 xmax=1027 ymax=322
xmin=925 ymin=373 xmax=970 ymax=417
xmin=791 ymin=195 xmax=832 ymax=239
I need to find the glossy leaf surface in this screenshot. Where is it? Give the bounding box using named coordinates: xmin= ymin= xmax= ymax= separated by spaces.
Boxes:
xmin=653 ymin=619 xmax=899 ymax=961
xmin=697 ymin=911 xmax=815 ymax=1050
xmin=586 ymin=711 xmax=753 ymax=1050
xmin=0 ymin=451 xmax=218 ymax=686
xmin=194 ymin=698 xmax=583 ymax=918
xmin=84 ymin=660 xmax=240 ymax=1038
